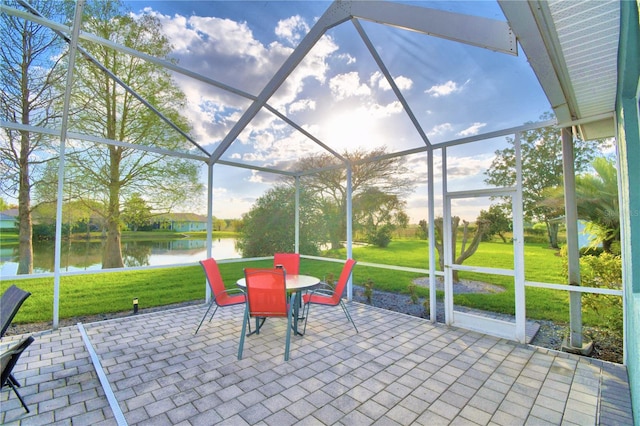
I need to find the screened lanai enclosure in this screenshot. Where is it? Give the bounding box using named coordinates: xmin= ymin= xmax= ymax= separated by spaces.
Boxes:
xmin=1 ymin=0 xmax=639 ymax=402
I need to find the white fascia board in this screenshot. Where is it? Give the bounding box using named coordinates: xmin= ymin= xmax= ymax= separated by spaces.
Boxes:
xmin=498 ymin=1 xmax=572 ymax=123
xmin=348 ymin=1 xmax=517 ymax=55
xmin=578 ymin=119 xmax=616 ymax=140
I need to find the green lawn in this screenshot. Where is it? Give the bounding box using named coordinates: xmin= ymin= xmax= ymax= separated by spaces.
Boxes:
xmin=1 ymin=238 xmax=618 ymax=329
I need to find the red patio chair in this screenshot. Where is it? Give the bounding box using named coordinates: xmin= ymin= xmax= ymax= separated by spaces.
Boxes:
xmin=273 ymin=252 xmax=300 ymax=275
xmin=194 ymin=258 xmax=246 ymax=334
xmin=237 ymin=268 xmax=295 ymax=361
xmin=301 ymin=258 xmax=358 ymax=334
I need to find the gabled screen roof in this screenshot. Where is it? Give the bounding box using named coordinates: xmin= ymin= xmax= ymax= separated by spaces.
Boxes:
xmin=2 ymin=0 xmax=553 ymax=175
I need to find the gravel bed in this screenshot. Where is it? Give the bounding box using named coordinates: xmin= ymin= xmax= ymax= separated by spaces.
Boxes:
xmin=351 ymin=284 xmax=622 ymax=364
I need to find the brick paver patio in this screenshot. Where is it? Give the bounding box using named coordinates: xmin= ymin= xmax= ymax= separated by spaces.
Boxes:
xmin=0 ymin=301 xmax=633 ymax=425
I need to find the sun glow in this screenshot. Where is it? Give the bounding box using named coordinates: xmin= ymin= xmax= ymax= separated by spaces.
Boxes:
xmin=319 ymin=108 xmax=389 ymax=151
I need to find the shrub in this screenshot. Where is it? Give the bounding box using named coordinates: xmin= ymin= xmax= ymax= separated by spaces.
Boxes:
xmin=407 ymin=283 xmax=419 ymax=304
xmin=580 ymin=246 xmax=603 ymax=256
xmin=363 ymin=278 xmax=374 ymax=303
xmin=562 ymin=246 xmax=623 ymax=332
xmin=33 ymin=223 xmax=70 ymax=240
xmin=325 ymin=273 xmax=335 ymax=286
xmin=367 ymin=225 xmax=393 ymax=248
xmin=580 ymin=252 xmax=623 ymax=331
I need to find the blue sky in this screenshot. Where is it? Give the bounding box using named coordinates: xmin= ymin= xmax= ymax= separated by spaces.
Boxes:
xmin=126 ymin=1 xmax=553 ymax=222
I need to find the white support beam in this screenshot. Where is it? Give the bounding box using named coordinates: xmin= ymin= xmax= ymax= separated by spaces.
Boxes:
xmin=562 ymin=127 xmax=584 ymax=348
xmin=295 ymin=177 xmax=300 ymax=254
xmin=350 ymin=1 xmax=517 ymax=55
xmin=11 ymin=1 xmax=209 ymax=156
xmin=210 ymin=2 xmax=351 ymax=162
xmin=263 ymin=104 xmax=345 ymax=161
xmin=513 ymin=132 xmax=527 ymax=343
xmin=427 ymin=149 xmax=437 ymax=323
xmin=205 ymin=164 xmax=214 ymax=303
xmin=346 ymin=165 xmax=354 ymax=301
xmin=498 ymin=1 xmax=573 ymax=123
xmin=0 ymin=5 xmax=256 ymax=103
xmin=53 ymin=0 xmax=85 ymax=330
xmin=352 ymin=18 xmax=431 ymax=147
xmin=1 ymin=122 xmax=209 ymax=162
xmin=442 ymin=147 xmax=453 ymax=325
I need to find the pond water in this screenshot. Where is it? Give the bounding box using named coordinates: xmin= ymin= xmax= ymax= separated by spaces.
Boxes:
xmin=0 ymin=238 xmax=241 ymax=276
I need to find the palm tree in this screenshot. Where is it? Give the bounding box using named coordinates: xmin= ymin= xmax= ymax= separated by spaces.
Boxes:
xmin=542 ymin=157 xmax=619 ymax=253
xmin=574 ymin=157 xmax=619 ymax=253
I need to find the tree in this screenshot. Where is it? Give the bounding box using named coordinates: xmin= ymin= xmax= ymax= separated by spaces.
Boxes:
xmin=478 ymin=204 xmax=511 ymax=243
xmin=417 ymin=219 xmax=428 ymax=240
xmin=121 ymin=194 xmax=151 ymax=231
xmin=574 ymin=157 xmax=619 ymax=253
xmin=0 ymin=197 xmax=10 ymax=211
xmin=484 ymin=112 xmax=607 ymax=248
xmin=32 ymin=198 xmax=98 ymax=238
xmin=543 ymin=157 xmax=619 ymax=253
xmin=353 ymin=187 xmax=407 ymax=247
xmin=236 ymin=185 xmax=326 ymax=257
xmin=434 ymin=216 xmax=489 ymax=282
xmin=297 ymin=147 xmax=413 ymax=249
xmin=0 ymin=0 xmax=71 ymax=274
xmin=214 ymin=218 xmax=227 ymax=231
xmin=229 ymin=219 xmax=243 ymax=232
xmin=64 ymin=1 xmax=202 ymax=268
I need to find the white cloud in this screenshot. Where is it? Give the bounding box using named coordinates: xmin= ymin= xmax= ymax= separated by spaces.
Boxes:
xmin=126 ymin=3 xmax=550 ymax=224
xmin=370 ymin=71 xmax=384 ymax=89
xmin=248 ymin=170 xmax=264 ymax=183
xmin=141 ymin=10 xmax=292 ymax=142
xmin=242 ymin=152 xmax=265 ymax=163
xmin=329 ymin=72 xmax=371 ymax=100
xmin=370 ymin=71 xmax=413 ymax=91
xmin=289 ymin=99 xmax=316 ymax=114
xmin=428 ymin=123 xmax=453 ymax=137
xmin=269 ymin=33 xmax=339 ymax=109
xmin=446 ymin=155 xmax=493 ymax=179
xmin=275 ymin=15 xmax=309 ymax=46
xmin=426 ymin=80 xmax=463 ymax=97
xmin=213 ymin=187 xmax=228 ymax=195
xmin=457 ymin=122 xmax=487 ymax=137
xmin=141 ymin=9 xmax=339 ymax=143
xmin=366 ymin=101 xmax=403 ymax=118
xmin=338 ymin=53 xmax=356 ymax=65
xmin=394 ymin=76 xmax=413 ymax=91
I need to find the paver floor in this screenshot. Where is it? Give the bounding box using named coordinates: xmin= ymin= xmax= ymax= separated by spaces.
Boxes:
xmin=0 ymin=301 xmax=633 ymax=425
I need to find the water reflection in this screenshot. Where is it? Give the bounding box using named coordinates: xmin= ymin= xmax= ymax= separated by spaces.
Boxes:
xmin=0 ymin=238 xmax=241 ymax=275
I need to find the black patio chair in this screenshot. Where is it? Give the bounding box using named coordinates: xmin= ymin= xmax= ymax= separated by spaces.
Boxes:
xmin=1 ymin=335 xmax=35 ymax=413
xmin=1 ymin=285 xmax=31 ymax=339
xmin=1 ymin=284 xmax=32 ymax=390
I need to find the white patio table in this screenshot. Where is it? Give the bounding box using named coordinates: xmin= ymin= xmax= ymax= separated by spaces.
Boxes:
xmin=236 ymin=274 xmax=320 ymax=335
